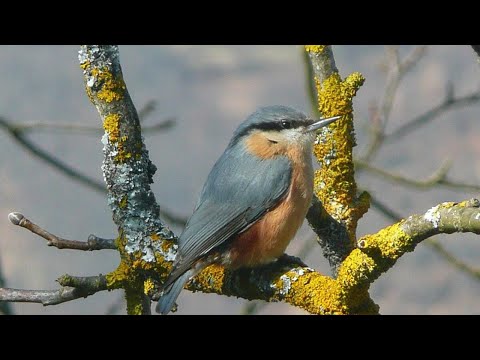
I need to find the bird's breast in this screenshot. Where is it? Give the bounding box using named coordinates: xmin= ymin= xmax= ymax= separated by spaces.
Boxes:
xmin=225 ymin=145 xmax=314 ymax=269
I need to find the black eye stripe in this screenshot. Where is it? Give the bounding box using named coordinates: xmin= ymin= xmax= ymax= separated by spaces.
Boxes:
xmin=232 ymin=119 xmax=306 ymax=146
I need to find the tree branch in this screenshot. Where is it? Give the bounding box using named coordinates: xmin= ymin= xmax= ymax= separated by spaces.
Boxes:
xmin=0 ymin=115 xmax=186 ymax=228
xmin=362 ymin=46 xmax=427 ymax=162
xmin=388 ymin=91 xmax=480 ymax=140
xmin=8 ymin=212 xmax=116 ymax=250
xmin=0 ymin=275 xmax=107 ymax=306
xmin=357 ymin=159 xmax=480 ymax=192
xmin=304 ymin=45 xmax=369 ymax=274
xmin=79 ymin=45 xmax=176 ymax=315
xmin=356 ymin=198 xmax=480 ymax=285
xmin=10 ymin=118 xmax=175 ymax=136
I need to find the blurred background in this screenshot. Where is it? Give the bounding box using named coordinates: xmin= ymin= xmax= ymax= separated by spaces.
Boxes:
xmin=1 ymin=45 xmax=479 ymax=314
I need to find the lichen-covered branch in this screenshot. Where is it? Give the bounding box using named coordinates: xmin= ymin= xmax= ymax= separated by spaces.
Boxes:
xmin=184 ymin=255 xmax=378 ymax=315
xmin=8 ymin=212 xmax=116 ymax=250
xmin=356 ymin=199 xmax=480 ymax=284
xmin=78 ymin=45 xmax=177 ymax=314
xmin=184 ymin=199 xmax=480 ymax=312
xmin=0 ymin=275 xmax=107 ymax=306
xmin=304 ymin=45 xmax=369 ymax=273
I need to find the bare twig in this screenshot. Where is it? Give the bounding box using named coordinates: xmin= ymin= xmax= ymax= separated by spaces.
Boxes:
xmin=356 ymin=159 xmax=451 ymax=188
xmin=358 ymin=160 xmax=480 ymax=192
xmin=10 ymin=118 xmax=175 ymax=136
xmin=388 ymin=91 xmax=480 ymax=140
xmin=138 ymin=99 xmax=157 ymax=122
xmin=368 ymin=192 xmax=403 ymax=221
xmin=0 ymin=116 xmax=107 ymax=193
xmin=0 ymin=116 xmax=186 ymax=227
xmin=362 ymin=46 xmax=428 ymax=161
xmin=0 ymin=274 xmax=108 ymax=306
xmin=302 ymin=48 xmax=320 ymax=118
xmin=8 ymin=212 xmax=117 ymax=250
xmin=425 ymin=240 xmax=480 ymax=281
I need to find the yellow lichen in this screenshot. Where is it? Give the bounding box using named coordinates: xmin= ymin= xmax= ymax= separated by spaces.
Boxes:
xmin=191 ymin=264 xmax=225 ymax=294
xmin=80 ymin=60 xmax=90 ymax=70
xmin=337 ymin=249 xmax=375 ymax=290
xmin=106 ymin=261 xmax=129 ymax=289
xmin=313 ymin=71 xmax=367 ymax=240
xmin=150 ymin=233 xmax=160 ymax=241
xmin=144 ymin=278 xmax=155 ymax=295
xmin=358 ymin=222 xmax=413 ymax=260
xmin=93 ymin=67 xmax=126 ymax=103
xmin=119 ymin=196 xmax=128 ymax=209
xmin=276 ymin=271 xmax=344 ymax=314
xmin=305 ymin=45 xmax=327 ymax=53
xmin=103 ymin=113 xmax=121 ymax=142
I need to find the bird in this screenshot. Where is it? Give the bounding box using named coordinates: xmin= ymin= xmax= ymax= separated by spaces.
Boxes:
xmin=156 ymin=105 xmax=340 ymax=314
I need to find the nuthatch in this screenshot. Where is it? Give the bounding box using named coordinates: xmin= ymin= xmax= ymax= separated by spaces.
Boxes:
xmin=156 ymin=105 xmax=340 ymax=314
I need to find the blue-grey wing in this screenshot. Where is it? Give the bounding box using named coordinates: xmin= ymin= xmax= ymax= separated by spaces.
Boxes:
xmin=164 ymin=141 xmax=292 ymax=287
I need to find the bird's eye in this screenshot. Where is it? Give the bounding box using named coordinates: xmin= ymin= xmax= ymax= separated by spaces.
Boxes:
xmin=281 ymin=120 xmax=291 ymax=129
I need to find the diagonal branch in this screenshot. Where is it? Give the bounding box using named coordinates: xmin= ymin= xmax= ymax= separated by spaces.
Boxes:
xmin=358 ymin=159 xmax=480 ymax=192
xmin=362 ymin=46 xmax=428 ymax=162
xmin=8 ymin=212 xmax=116 ymax=250
xmin=0 ymin=116 xmax=106 ymax=193
xmin=356 ymin=198 xmax=480 ymax=287
xmin=388 ymin=91 xmax=480 ymax=140
xmin=0 ymin=275 xmax=108 ymax=306
xmin=356 ymin=159 xmax=451 ymax=189
xmin=10 ymin=118 xmax=175 ymax=136
xmin=369 ymin=194 xmax=480 ymax=282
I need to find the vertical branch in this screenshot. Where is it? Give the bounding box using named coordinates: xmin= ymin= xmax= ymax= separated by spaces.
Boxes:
xmin=78 ymin=45 xmax=176 ymax=315
xmin=305 ymin=45 xmax=369 ymax=274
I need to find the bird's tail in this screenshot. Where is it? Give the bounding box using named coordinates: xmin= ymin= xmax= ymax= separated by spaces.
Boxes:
xmin=156 ymin=269 xmax=194 ymax=315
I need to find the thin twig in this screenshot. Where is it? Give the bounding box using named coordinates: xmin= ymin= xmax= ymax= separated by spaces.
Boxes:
xmin=358 ymin=160 xmax=480 ymax=192
xmin=387 ymin=91 xmax=480 ymax=140
xmin=302 ymin=48 xmax=320 ymax=118
xmin=138 ymin=99 xmax=157 ymax=122
xmin=10 ymin=118 xmax=175 ymax=136
xmin=425 ymin=239 xmax=480 ymax=281
xmin=362 ymin=46 xmax=428 ymax=162
xmin=356 ymin=159 xmax=451 ymax=188
xmin=0 ymin=275 xmax=108 ymax=306
xmin=0 ymin=116 xmax=187 ymax=227
xmin=8 ymin=212 xmax=117 ymax=250
xmin=0 ymin=116 xmax=107 ymax=193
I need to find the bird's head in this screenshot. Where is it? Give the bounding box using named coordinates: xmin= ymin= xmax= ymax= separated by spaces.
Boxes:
xmin=230 ymin=105 xmax=340 ymax=151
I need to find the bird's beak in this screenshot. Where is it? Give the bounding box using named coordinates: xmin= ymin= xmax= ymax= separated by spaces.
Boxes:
xmin=304 ymin=115 xmax=341 ymax=133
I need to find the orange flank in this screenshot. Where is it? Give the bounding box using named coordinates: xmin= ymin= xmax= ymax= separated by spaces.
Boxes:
xmin=229 ymin=133 xmax=314 ymax=268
